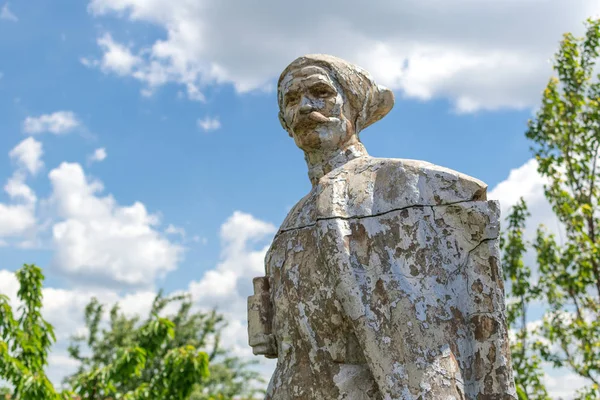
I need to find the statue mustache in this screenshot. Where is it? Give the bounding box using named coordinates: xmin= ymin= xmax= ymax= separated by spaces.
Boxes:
xmin=292 ymin=110 xmax=333 ymax=131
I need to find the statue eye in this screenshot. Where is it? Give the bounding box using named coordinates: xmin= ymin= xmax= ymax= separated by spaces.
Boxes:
xmin=311 ymin=84 xmax=334 ymax=98
xmin=285 ymin=93 xmax=300 ymax=106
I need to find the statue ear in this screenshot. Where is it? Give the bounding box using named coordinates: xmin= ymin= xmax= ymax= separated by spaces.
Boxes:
xmin=278 ymin=111 xmax=293 ymax=138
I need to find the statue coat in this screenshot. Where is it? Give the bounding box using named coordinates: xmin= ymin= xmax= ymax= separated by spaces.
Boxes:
xmin=261 ymin=156 xmax=517 ymax=399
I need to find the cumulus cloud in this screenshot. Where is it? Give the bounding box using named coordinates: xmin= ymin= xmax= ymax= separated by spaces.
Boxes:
xmin=9 ymin=137 xmax=44 ymax=175
xmin=489 ymin=158 xmax=561 ymax=240
xmin=85 ymin=0 xmax=600 ymax=112
xmin=190 ymin=211 xmax=275 ymax=314
xmin=0 ymin=168 xmax=36 ymax=238
xmin=187 ymin=211 xmax=277 ymax=371
xmin=47 ymin=162 xmax=183 ymax=287
xmin=0 ymin=139 xmax=40 ymax=239
xmin=0 ymin=136 xmax=182 ymax=288
xmin=0 ymin=3 xmax=17 ymax=22
xmin=0 ymin=209 xmax=279 ymax=386
xmin=96 ymin=33 xmax=141 ymax=76
xmin=487 ymin=157 xmax=567 ymax=283
xmin=197 ymin=116 xmax=221 ymax=132
xmin=23 ymin=111 xmax=80 ymax=135
xmin=87 ymin=147 xmax=107 ymax=164
xmin=0 ymin=202 xmax=35 ymax=237
xmin=4 ymin=173 xmax=36 ymax=205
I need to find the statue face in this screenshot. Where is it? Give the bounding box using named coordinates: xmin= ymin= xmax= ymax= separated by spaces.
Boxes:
xmin=279 ymin=66 xmax=354 ymax=151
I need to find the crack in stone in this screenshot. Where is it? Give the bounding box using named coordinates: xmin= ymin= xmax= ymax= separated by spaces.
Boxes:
xmin=447 ymin=237 xmax=499 ymax=283
xmin=277 ymin=198 xmax=485 ymax=236
xmin=426 ymin=368 xmax=466 ymax=386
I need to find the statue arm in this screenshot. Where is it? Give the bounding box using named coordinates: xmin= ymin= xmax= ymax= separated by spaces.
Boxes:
xmin=319 ymin=221 xmax=421 ymax=397
xmin=319 ymin=200 xmax=516 ymax=398
xmin=333 ymin=271 xmax=416 ymax=397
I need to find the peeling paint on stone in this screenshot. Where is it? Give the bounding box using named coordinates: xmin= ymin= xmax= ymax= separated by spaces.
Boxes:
xmin=248 ymin=54 xmax=516 ymax=399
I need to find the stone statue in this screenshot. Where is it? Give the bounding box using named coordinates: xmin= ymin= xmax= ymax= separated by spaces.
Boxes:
xmin=248 ymin=54 xmax=517 ymax=399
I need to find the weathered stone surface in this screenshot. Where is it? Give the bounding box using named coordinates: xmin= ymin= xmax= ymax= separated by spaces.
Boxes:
xmin=248 ymin=277 xmax=277 ymax=358
xmin=248 ymin=54 xmax=516 ymax=399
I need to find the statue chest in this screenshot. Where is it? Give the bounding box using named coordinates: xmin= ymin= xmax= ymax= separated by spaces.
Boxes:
xmin=265 ymin=226 xmax=365 ymax=365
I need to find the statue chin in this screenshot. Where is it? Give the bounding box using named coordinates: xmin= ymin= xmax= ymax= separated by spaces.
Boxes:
xmin=293 ymin=122 xmax=352 ymax=153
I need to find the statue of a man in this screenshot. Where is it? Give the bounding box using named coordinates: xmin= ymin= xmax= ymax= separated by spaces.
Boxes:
xmin=248 ymin=54 xmax=517 ymax=399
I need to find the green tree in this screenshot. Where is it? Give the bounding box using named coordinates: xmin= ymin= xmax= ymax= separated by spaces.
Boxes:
xmin=0 ymin=264 xmax=210 ymax=399
xmin=508 ymin=17 xmax=600 ymax=399
xmin=66 ymin=293 xmax=265 ymax=400
xmin=501 ymin=199 xmax=550 ymax=400
xmin=0 ymin=264 xmax=71 ymax=400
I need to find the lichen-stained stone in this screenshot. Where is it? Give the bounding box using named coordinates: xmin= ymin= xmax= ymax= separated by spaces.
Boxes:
xmin=248 ymin=54 xmax=516 ymax=399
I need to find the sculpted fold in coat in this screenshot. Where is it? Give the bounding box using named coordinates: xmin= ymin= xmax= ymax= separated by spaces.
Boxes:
xmin=248 ymin=54 xmax=517 ymax=399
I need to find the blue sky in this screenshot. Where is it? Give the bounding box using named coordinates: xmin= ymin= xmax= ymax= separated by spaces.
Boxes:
xmin=1 ymin=0 xmax=598 ymax=397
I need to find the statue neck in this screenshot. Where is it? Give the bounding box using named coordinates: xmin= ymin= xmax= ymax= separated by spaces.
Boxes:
xmin=305 ymin=140 xmax=369 ymax=186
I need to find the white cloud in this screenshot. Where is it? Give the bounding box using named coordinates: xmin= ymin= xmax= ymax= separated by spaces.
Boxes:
xmin=0 ymin=203 xmax=35 ymax=237
xmin=80 ymin=57 xmax=99 ymax=68
xmin=97 ymin=33 xmax=141 ymax=76
xmin=187 ymin=211 xmax=277 ymax=372
xmin=197 ymin=116 xmax=221 ymax=132
xmin=0 ymin=209 xmax=279 ymax=386
xmin=0 ymin=270 xmax=18 ymax=305
xmin=489 ymin=158 xmax=562 ymax=243
xmin=86 ymin=0 xmax=600 ymax=112
xmin=0 ymin=137 xmax=183 ymax=288
xmin=0 ymin=140 xmax=39 ymax=238
xmin=189 ymin=211 xmax=275 ymax=313
xmin=490 ymin=161 xmax=592 ymax=398
xmin=544 ymin=370 xmax=589 ymax=399
xmin=488 ymin=158 xmax=565 ymax=287
xmin=165 ymin=223 xmax=185 ymax=237
xmin=4 ymin=173 xmax=36 ymax=205
xmin=47 ymin=162 xmax=183 ymax=287
xmin=0 ymin=3 xmax=17 ymax=22
xmin=88 ymin=147 xmax=107 ymax=164
xmin=185 ymin=83 xmax=205 ymax=102
xmin=9 ymin=137 xmax=44 ymax=175
xmin=23 ymin=111 xmax=80 ymax=135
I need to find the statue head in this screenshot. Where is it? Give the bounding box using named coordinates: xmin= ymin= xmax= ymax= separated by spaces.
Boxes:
xmin=277 ymin=54 xmax=394 ymax=152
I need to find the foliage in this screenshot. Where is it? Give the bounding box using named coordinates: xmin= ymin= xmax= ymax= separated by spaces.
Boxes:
xmin=0 ymin=264 xmax=70 ymax=399
xmin=66 ymin=291 xmax=265 ymax=400
xmin=0 ymin=264 xmax=214 ymax=399
xmin=502 ymin=17 xmax=600 ymax=399
xmin=501 ymin=200 xmax=550 ymax=400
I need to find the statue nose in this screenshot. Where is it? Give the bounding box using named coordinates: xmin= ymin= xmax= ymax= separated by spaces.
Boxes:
xmin=299 ymin=104 xmax=313 ymax=114
xmin=299 ymin=95 xmax=315 ymax=114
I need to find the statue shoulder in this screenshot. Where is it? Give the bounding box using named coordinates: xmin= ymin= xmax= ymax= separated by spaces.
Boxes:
xmin=278 ymin=188 xmax=319 ymax=232
xmin=374 ymin=157 xmax=488 ymax=202
xmin=321 ymin=157 xmax=487 ymax=218
xmin=280 ymin=156 xmax=488 ymax=224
